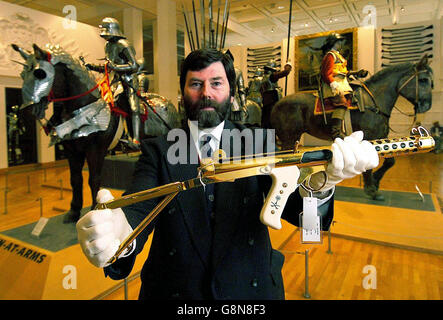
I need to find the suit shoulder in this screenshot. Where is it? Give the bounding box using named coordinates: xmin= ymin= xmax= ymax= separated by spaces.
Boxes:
xmin=140 ymin=129 xmax=191 ymax=153
xmin=140 ymin=135 xmax=171 ymax=155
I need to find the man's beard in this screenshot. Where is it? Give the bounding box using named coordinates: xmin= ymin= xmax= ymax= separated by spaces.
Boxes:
xmin=184 ymin=96 xmax=231 ymax=129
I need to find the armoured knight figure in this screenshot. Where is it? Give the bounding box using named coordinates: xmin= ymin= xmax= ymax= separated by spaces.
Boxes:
xmin=247 ymin=66 xmax=264 ymax=106
xmin=225 ymin=50 xmax=247 ymax=122
xmin=319 ymin=33 xmax=353 ymax=140
xmin=260 ymin=59 xmax=292 ymax=128
xmin=87 ymin=17 xmax=141 ymax=147
xmin=7 ymin=105 xmax=25 ymax=164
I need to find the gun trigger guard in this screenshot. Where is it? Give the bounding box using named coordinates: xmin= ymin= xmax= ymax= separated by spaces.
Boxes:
xmin=302 ymin=171 xmax=328 ymax=193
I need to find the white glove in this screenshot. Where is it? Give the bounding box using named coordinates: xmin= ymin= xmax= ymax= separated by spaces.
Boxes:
xmin=330 ymin=81 xmax=342 ymax=96
xmin=76 ymin=189 xmax=133 ymax=268
xmin=308 ymin=131 xmax=379 ymax=192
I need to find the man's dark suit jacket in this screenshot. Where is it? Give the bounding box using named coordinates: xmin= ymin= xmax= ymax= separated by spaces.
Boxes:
xmin=104 ymin=120 xmax=334 ymax=300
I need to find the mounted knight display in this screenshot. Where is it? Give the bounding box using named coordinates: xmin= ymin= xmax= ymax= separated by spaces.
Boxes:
xmin=319 ymin=33 xmax=368 ymax=139
xmin=11 ymin=42 xmax=179 ymax=224
xmin=85 ymin=17 xmax=142 ymax=149
xmin=271 ymin=52 xmax=433 ymax=200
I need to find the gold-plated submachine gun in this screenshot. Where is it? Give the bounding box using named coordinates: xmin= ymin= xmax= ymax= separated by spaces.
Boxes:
xmin=98 ymin=127 xmax=434 ymax=264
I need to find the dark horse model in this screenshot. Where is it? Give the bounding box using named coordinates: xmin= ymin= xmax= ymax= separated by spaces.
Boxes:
xmin=271 ymin=55 xmax=433 ymax=200
xmin=12 ymin=43 xmax=180 ymax=222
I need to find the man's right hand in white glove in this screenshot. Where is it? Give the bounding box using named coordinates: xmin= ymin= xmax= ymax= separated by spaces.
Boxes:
xmin=76 ymin=189 xmax=133 ymax=268
xmin=306 ymin=131 xmax=379 ymax=193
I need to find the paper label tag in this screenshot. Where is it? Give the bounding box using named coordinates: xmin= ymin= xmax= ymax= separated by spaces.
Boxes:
xmin=300 ymin=216 xmax=322 ymax=243
xmin=300 ymin=196 xmax=322 ymax=244
xmin=302 ymin=196 xmax=317 ymax=230
xmin=31 ymin=217 xmax=49 ymax=238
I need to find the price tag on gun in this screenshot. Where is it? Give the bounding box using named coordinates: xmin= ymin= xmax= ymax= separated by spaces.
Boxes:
xmin=299 ymin=189 xmax=322 ymax=244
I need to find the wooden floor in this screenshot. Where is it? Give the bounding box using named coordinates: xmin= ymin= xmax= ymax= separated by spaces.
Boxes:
xmin=0 ymin=152 xmax=441 ymax=300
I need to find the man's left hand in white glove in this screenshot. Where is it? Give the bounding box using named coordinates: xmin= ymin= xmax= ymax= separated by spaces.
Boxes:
xmin=76 ymin=189 xmax=134 ymax=268
xmin=303 ymin=131 xmax=379 ymax=195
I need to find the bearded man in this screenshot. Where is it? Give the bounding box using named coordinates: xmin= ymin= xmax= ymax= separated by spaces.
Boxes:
xmin=76 ymin=49 xmax=379 ymax=300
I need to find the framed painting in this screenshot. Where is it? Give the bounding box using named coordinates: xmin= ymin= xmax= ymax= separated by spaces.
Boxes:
xmin=294 ymin=28 xmax=358 ymax=92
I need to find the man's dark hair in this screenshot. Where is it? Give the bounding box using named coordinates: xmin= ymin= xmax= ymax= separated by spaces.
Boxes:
xmin=180 ymin=49 xmax=236 ymax=98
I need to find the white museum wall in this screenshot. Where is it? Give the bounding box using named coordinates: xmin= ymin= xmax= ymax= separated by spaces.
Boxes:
xmin=0 ymin=0 xmax=106 ymax=169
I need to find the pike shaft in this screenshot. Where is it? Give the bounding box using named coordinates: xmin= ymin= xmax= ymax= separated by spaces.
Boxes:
xmin=192 ymin=0 xmax=200 ymax=49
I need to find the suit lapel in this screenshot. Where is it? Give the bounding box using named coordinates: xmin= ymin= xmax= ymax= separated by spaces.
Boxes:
xmin=163 ymin=127 xmax=212 ymax=268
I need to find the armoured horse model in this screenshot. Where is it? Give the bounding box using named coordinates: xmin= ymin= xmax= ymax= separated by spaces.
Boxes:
xmin=12 ymin=43 xmax=180 ymax=223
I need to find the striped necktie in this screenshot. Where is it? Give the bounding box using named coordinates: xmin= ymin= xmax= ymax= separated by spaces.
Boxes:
xmin=200 ymin=134 xmax=214 ymax=159
xmin=199 ymin=134 xmax=215 ymax=221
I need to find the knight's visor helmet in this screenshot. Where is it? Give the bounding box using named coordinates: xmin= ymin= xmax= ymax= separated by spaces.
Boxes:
xmin=99 ymin=17 xmax=126 ymax=39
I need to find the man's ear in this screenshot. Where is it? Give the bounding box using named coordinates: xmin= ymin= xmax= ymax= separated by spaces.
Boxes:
xmin=230 ymin=96 xmax=234 ymax=103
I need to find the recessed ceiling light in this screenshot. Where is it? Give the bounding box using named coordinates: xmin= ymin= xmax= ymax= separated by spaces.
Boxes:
xmin=277 ymin=6 xmax=284 ymax=9
xmin=304 ymin=23 xmax=308 ymax=27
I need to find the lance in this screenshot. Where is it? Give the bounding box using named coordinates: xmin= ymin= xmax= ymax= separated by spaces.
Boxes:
xmin=248 ymin=62 xmax=281 ymax=67
xmin=285 ymin=0 xmax=294 ymax=96
xmin=221 ymin=1 xmax=230 ymax=49
xmin=247 ymin=45 xmax=281 ymax=51
xmin=381 ymin=30 xmax=432 ymax=38
xmin=248 ymin=53 xmax=281 ymax=58
xmin=182 ymin=3 xmax=195 ymax=51
xmin=382 ymin=33 xmax=432 ymax=42
xmin=247 ymin=55 xmax=281 ymax=61
xmin=382 ymin=54 xmax=434 ymax=61
xmin=382 ymin=55 xmax=434 ymax=62
xmin=247 ymin=49 xmax=281 ymax=55
xmin=201 ymin=0 xmax=206 ymax=48
xmin=382 ymin=47 xmax=433 ymax=55
xmin=247 ymin=53 xmax=281 ymax=59
xmin=247 ymin=58 xmax=281 ymax=64
xmin=382 ymin=39 xmax=433 ymax=49
xmin=382 ymin=61 xmax=430 ymax=67
xmin=192 ymin=0 xmax=200 ymax=49
xmin=208 ymin=0 xmax=215 ymax=48
xmin=248 ymin=49 xmax=281 ymax=55
xmin=382 ymin=25 xmax=432 ymax=34
xmin=219 ymin=0 xmax=228 ymax=50
xmin=215 ymin=0 xmax=221 ymax=49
